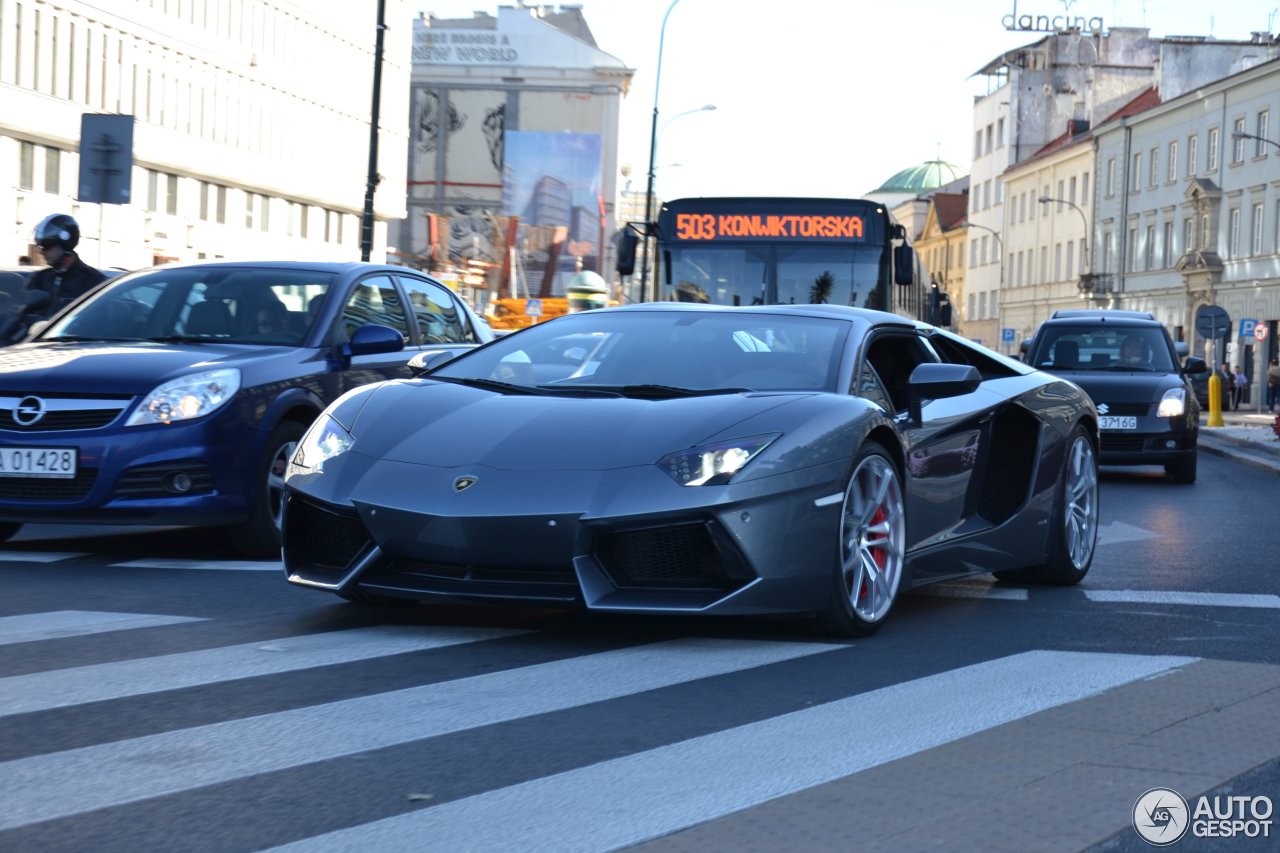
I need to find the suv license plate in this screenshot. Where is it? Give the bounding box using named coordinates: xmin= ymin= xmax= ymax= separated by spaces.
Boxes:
xmin=0 ymin=447 xmax=78 ymax=479
xmin=1099 ymin=416 xmax=1137 ymax=430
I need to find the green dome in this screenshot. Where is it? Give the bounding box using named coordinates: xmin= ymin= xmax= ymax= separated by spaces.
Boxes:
xmin=871 ymin=159 xmax=967 ymax=194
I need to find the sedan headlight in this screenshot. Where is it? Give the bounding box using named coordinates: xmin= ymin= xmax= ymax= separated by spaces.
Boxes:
xmin=287 ymin=414 xmax=353 ymax=477
xmin=126 ymin=368 xmax=241 ymax=426
xmin=1157 ymin=387 xmax=1186 ymax=418
xmin=657 ymin=434 xmax=779 ymax=486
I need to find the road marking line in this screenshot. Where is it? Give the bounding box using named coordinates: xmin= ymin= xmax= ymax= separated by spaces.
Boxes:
xmin=113 ymin=559 xmax=282 ymax=572
xmin=0 ymin=551 xmax=88 ymax=563
xmin=912 ymin=583 xmax=1028 ymax=601
xmin=0 ymin=637 xmax=842 ymax=830
xmin=0 ymin=625 xmax=529 ymax=717
xmin=0 ymin=611 xmax=204 ymax=647
xmin=268 ymin=651 xmax=1196 ymax=853
xmin=1085 ymin=589 xmax=1280 ymax=609
xmin=1096 ymin=521 xmax=1160 ymax=547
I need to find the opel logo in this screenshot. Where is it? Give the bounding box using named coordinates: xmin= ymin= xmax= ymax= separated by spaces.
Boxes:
xmin=1096 ymin=403 xmax=1110 ymax=415
xmin=14 ymin=396 xmax=46 ymax=426
xmin=453 ymin=475 xmax=478 ymax=492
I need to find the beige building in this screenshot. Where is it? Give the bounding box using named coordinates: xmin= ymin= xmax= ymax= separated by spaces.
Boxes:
xmin=1 ymin=0 xmax=411 ymax=269
xmin=913 ymin=192 xmax=968 ymax=333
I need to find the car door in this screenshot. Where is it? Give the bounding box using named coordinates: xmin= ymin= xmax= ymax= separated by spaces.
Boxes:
xmin=334 ymin=274 xmax=416 ymax=394
xmin=859 ymin=329 xmax=993 ymax=561
xmin=395 ymin=274 xmax=486 ymax=351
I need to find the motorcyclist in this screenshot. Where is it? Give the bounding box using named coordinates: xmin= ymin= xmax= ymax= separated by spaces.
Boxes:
xmin=24 ymin=213 xmax=106 ymax=321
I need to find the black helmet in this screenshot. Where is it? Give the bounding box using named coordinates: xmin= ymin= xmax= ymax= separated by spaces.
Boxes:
xmin=34 ymin=214 xmax=80 ymax=252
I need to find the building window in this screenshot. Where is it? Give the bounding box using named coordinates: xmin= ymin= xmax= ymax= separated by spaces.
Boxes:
xmin=1187 ymin=134 xmax=1198 ymax=176
xmin=1102 ymin=231 xmax=1113 ymax=271
xmin=1168 ymin=141 xmax=1178 ymax=182
xmin=969 ymin=239 xmax=977 ymax=267
xmin=1040 ymin=246 xmax=1048 ymax=282
xmin=1231 ymin=118 xmax=1246 ymax=163
xmin=216 ymin=185 xmax=227 ymax=224
xmin=1068 ymin=176 xmax=1077 ymax=205
xmin=1200 ymin=214 xmax=1210 ymax=251
xmin=44 ymin=147 xmax=60 ymax=194
xmin=1054 ymin=243 xmax=1062 ymax=281
xmin=1056 ymin=180 xmax=1065 ymax=210
xmin=985 ymin=124 xmax=993 ymax=155
xmin=1207 ymin=127 xmax=1219 ymax=171
xmin=980 ymin=235 xmax=988 ymax=264
xmin=260 ymin=195 xmax=270 ymax=232
xmin=1106 ymin=158 xmax=1115 ymax=196
xmin=1258 ymin=111 xmax=1271 ymax=157
xmin=200 ymin=181 xmax=210 ymax=221
xmin=1078 ymin=238 xmax=1086 ymax=274
xmin=1065 ymin=241 xmax=1074 ymax=278
xmin=1127 ymin=228 xmax=1138 ymax=272
xmin=997 ymin=118 xmax=1005 ymax=147
xmin=1149 ymin=147 xmax=1159 ymax=187
xmin=1131 ymin=152 xmax=1142 ymax=191
xmin=968 ymin=293 xmax=976 ymax=320
xmin=19 ymin=142 xmax=35 ymax=190
xmin=1252 ymin=203 xmax=1264 ymax=256
xmin=1144 ymin=225 xmax=1156 ymax=269
xmin=146 ymin=170 xmax=159 ymax=212
xmin=979 ymin=291 xmax=987 ymax=319
xmin=1163 ymin=221 xmax=1174 ymax=267
xmin=1183 ymin=218 xmax=1193 ymax=254
xmin=166 ymin=174 xmax=178 ymax=216
xmin=1081 ymin=172 xmax=1090 ymax=205
xmin=1228 ymin=208 xmax=1240 ymax=258
xmin=974 ymin=130 xmax=982 ymax=159
xmin=245 ymin=192 xmax=256 ymax=229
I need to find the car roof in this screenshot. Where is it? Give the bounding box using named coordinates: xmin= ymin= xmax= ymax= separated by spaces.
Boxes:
xmin=1045 ymin=309 xmax=1159 ymax=324
xmin=605 ymin=301 xmax=917 ymax=327
xmin=122 ymin=260 xmax=431 ymax=276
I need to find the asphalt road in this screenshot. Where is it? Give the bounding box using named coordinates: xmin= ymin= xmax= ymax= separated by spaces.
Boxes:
xmin=0 ymin=446 xmax=1277 ymax=852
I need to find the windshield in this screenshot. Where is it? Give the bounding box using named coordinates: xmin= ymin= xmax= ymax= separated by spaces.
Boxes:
xmin=667 ymin=244 xmax=883 ymax=308
xmin=40 ymin=268 xmax=334 ymax=345
xmin=432 ymin=310 xmax=850 ymax=392
xmin=1030 ymin=325 xmax=1176 ymax=372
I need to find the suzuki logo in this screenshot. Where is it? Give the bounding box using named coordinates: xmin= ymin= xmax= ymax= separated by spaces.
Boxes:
xmin=453 ymin=475 xmax=478 ymax=492
xmin=1096 ymin=403 xmax=1109 ymax=415
xmin=14 ymin=396 xmax=46 ymax=426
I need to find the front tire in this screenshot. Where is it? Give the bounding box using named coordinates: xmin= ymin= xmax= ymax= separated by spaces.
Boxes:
xmin=231 ymin=420 xmax=307 ymax=559
xmin=807 ymin=444 xmax=906 ymax=637
xmin=1166 ymin=452 xmax=1197 ymax=484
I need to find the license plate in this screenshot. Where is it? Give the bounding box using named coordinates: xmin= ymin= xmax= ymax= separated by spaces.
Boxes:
xmin=0 ymin=447 xmax=78 ymax=479
xmin=1099 ymin=416 xmax=1137 ymax=430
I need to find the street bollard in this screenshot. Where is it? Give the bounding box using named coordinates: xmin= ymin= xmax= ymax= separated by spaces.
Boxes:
xmin=1207 ymin=372 xmax=1224 ymax=427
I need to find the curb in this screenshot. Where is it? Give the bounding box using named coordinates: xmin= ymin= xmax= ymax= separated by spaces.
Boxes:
xmin=1197 ymin=431 xmax=1280 ymax=475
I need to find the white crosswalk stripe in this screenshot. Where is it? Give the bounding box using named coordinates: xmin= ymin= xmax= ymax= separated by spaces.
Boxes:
xmin=0 ymin=610 xmax=204 ymax=646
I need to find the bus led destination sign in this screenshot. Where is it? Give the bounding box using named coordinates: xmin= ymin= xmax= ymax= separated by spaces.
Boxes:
xmin=675 ymin=213 xmax=865 ymax=241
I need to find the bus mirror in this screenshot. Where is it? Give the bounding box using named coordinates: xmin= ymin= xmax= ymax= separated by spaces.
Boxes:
xmin=893 ymin=244 xmax=915 ymax=285
xmin=615 ymin=227 xmax=639 ymax=277
xmin=662 ymin=250 xmax=672 ymax=288
xmin=892 ymin=223 xmax=907 ymax=240
xmin=938 ymin=301 xmax=953 ymax=327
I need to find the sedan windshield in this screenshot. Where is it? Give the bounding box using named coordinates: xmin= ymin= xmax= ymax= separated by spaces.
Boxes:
xmin=40 ymin=268 xmax=335 ymax=345
xmin=1030 ymin=325 xmax=1176 ymax=372
xmin=432 ymin=310 xmax=850 ymax=392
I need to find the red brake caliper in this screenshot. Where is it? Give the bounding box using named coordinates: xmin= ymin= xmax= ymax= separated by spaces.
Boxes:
xmin=860 ymin=505 xmax=887 ymax=601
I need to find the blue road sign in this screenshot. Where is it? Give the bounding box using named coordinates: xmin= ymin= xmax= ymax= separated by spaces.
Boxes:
xmin=1001 ymin=327 xmax=1016 ymax=343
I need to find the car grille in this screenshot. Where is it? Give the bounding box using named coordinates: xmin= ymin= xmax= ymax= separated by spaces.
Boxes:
xmin=384 ymin=560 xmax=576 ymax=585
xmin=114 ymin=462 xmax=215 ymax=498
xmin=1100 ymin=434 xmax=1148 ymax=453
xmin=0 ymin=469 xmax=97 ymax=502
xmin=0 ymin=394 xmax=132 ymax=432
xmin=594 ymin=522 xmax=751 ymax=589
xmin=1095 ymin=402 xmax=1149 ymax=416
xmin=283 ymin=495 xmax=372 ymax=571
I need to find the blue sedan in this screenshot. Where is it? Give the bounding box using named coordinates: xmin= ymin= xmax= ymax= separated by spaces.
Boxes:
xmin=0 ymin=261 xmax=492 ymax=555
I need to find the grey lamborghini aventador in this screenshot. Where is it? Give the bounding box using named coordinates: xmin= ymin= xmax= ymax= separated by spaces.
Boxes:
xmin=282 ymin=303 xmax=1100 ymax=636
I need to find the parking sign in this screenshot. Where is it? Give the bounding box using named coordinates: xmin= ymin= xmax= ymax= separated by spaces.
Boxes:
xmin=1240 ymin=318 xmax=1257 ymax=338
xmin=1001 ymin=328 xmax=1015 ymax=343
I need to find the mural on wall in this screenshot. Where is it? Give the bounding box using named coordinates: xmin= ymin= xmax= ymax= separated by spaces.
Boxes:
xmin=444 ymin=90 xmax=506 ymax=204
xmin=482 ymin=104 xmax=505 ymax=172
xmin=503 ymin=131 xmax=603 ymax=296
xmin=447 ymin=206 xmax=501 ymax=264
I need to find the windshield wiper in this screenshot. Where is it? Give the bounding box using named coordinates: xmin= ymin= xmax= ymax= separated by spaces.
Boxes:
xmin=430 ymin=376 xmax=542 ymax=395
xmin=571 ymin=384 xmax=751 ymax=399
xmin=1099 ymin=364 xmax=1159 ymax=372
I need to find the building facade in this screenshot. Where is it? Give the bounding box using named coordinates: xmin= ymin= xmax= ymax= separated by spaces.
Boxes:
xmin=1093 ymin=54 xmax=1280 ymax=402
xmin=401 ymin=5 xmax=632 ymax=302
xmin=1 ymin=0 xmax=411 ymax=269
xmin=913 ymin=190 xmax=968 ymax=332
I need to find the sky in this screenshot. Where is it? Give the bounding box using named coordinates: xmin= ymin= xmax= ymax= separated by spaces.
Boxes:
xmin=418 ymin=0 xmax=1280 ymax=202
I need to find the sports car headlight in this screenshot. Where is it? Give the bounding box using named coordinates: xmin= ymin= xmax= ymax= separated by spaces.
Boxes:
xmin=125 ymin=368 xmax=241 ymax=426
xmin=287 ymin=414 xmax=353 ymax=476
xmin=657 ymin=434 xmax=779 ymax=487
xmin=1157 ymin=387 xmax=1186 ymax=417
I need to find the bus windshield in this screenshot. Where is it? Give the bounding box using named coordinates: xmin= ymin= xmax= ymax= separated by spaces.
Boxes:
xmin=668 ymin=243 xmax=884 ymax=308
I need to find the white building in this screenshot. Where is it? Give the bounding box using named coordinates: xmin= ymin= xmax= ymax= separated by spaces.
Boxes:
xmin=1 ymin=0 xmax=411 ymax=269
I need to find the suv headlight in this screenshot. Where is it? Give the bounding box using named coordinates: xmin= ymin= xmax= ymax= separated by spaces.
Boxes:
xmin=126 ymin=368 xmax=241 ymax=426
xmin=1157 ymin=387 xmax=1186 ymax=418
xmin=287 ymin=414 xmax=353 ymax=477
xmin=657 ymin=434 xmax=779 ymax=486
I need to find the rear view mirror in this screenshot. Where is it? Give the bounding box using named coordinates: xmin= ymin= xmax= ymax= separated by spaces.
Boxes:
xmin=615 ymin=227 xmax=639 ymax=277
xmin=893 ymin=244 xmax=915 ymax=286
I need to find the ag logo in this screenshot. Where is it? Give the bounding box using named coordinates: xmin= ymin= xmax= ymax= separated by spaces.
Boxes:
xmin=1133 ymin=787 xmax=1189 ymax=845
xmin=452 ymin=475 xmax=478 ymax=492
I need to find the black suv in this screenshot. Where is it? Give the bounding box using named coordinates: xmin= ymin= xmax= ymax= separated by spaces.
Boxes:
xmin=1023 ymin=309 xmax=1204 ymax=483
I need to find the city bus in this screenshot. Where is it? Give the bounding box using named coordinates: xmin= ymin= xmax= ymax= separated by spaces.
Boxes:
xmin=646 ymin=197 xmax=943 ymax=324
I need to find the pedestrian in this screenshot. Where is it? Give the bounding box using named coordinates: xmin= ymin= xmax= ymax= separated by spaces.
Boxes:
xmin=1268 ymin=357 xmax=1280 ymax=413
xmin=1233 ymin=365 xmax=1247 ymax=410
xmin=1216 ymin=362 xmax=1234 ymax=412
xmin=24 ymin=214 xmax=106 ymax=321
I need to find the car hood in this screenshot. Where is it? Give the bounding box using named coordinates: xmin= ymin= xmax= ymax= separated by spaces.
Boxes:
xmin=347 ymin=380 xmax=810 ymax=470
xmin=0 ymin=340 xmax=302 ymax=394
xmin=1045 ymin=370 xmax=1185 ymax=403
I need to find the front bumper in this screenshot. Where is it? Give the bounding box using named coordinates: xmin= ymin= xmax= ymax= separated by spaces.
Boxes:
xmin=1098 ymin=421 xmax=1197 ymax=466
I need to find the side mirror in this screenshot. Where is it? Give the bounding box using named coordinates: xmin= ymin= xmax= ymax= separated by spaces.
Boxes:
xmin=1182 ymin=356 xmax=1207 ymax=375
xmin=344 ymin=323 xmax=404 ymax=358
xmin=905 ymin=363 xmax=981 ymax=426
xmin=409 ymin=348 xmax=467 ymax=376
xmin=893 ymin=244 xmax=915 ymax=285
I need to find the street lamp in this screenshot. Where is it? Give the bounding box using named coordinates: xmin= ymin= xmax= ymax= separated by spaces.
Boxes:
xmin=639 ymin=0 xmax=686 ymax=303
xmin=1038 ymin=195 xmax=1091 ymax=284
xmin=1232 ymin=130 xmax=1280 ymax=154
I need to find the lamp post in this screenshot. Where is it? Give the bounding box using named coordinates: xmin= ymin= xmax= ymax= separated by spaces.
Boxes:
xmin=1038 ymin=196 xmax=1092 ymax=301
xmin=1232 ymin=130 xmax=1280 ymax=154
xmin=639 ymin=0 xmax=685 ymax=303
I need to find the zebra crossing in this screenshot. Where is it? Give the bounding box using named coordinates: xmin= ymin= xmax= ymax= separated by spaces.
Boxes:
xmin=0 ymin=606 xmax=1204 ymax=852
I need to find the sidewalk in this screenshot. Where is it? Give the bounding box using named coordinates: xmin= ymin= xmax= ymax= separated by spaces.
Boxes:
xmin=1196 ymin=407 xmax=1280 ymax=475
